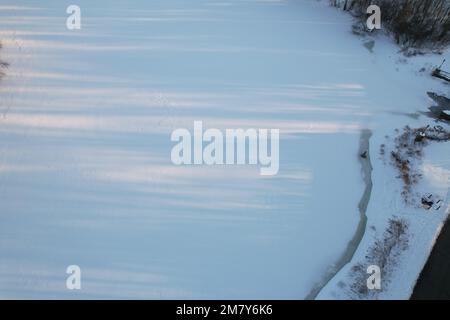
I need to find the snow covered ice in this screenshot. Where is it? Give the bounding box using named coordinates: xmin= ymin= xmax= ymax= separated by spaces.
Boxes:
xmin=0 ymin=0 xmax=449 ymax=299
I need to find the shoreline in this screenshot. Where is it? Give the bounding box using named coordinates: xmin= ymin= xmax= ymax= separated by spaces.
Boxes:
xmin=306 ymin=129 xmax=372 ymax=299
xmin=411 ymin=189 xmax=450 ymax=299
xmin=411 ymin=217 xmax=450 ymax=299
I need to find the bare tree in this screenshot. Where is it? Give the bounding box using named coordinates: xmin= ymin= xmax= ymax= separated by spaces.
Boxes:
xmin=331 ymin=0 xmax=450 ymax=49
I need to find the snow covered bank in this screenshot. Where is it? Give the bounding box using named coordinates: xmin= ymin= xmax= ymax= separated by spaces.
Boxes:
xmin=307 ymin=129 xmax=372 ymax=299
xmin=317 ymin=35 xmax=450 ymax=299
xmin=318 ymin=120 xmax=450 ymax=299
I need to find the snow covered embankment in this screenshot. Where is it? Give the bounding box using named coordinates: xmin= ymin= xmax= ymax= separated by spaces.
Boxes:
xmin=318 ymin=114 xmax=450 ymax=299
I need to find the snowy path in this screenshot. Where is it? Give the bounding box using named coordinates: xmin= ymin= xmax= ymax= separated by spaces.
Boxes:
xmin=0 ymin=0 xmax=449 ymax=299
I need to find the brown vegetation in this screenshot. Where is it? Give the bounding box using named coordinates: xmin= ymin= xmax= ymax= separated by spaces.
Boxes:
xmin=387 ymin=125 xmax=450 ymax=203
xmin=344 ymin=217 xmax=409 ymax=299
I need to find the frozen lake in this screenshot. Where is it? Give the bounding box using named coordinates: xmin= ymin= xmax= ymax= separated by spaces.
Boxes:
xmin=0 ymin=0 xmax=441 ymax=299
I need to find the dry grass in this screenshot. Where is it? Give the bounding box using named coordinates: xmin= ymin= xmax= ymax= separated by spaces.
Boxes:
xmin=343 ymin=217 xmax=409 ymax=299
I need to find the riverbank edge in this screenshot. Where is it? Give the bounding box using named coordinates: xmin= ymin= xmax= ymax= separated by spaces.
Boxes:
xmin=306 ymin=129 xmax=372 ymax=299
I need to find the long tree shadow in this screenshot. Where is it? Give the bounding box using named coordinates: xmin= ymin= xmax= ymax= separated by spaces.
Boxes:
xmin=0 ymin=42 xmax=9 ymax=78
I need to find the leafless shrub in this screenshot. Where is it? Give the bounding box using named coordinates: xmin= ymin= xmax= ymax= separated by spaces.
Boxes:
xmin=347 ymin=217 xmax=409 ymax=299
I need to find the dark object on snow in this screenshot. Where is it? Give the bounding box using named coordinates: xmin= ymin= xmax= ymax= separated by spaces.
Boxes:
xmin=360 ymin=151 xmax=367 ymax=159
xmin=421 ymin=197 xmax=434 ymax=210
xmin=438 ymin=110 xmax=450 ymax=121
xmin=427 ymin=106 xmax=450 ymax=122
xmin=426 ymin=92 xmax=450 ymax=123
xmin=432 ymin=59 xmax=450 ymax=82
xmin=414 ymin=131 xmax=426 ymax=143
xmin=435 ymin=199 xmax=442 ymax=211
xmin=432 ymin=68 xmax=450 ymax=83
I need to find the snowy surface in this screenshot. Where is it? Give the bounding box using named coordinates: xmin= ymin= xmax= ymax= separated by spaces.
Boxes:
xmin=0 ymin=0 xmax=448 ymax=299
xmin=317 ymin=37 xmax=450 ymax=299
